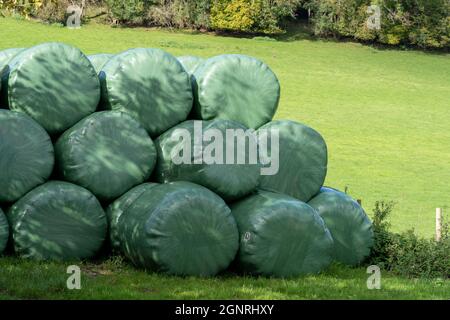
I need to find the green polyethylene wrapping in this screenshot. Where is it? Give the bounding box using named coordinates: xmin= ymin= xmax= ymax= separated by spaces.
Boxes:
xmin=55 ymin=111 xmax=157 ymax=201
xmin=3 ymin=42 xmax=100 ymax=134
xmin=258 ymin=120 xmax=327 ymax=202
xmin=192 ymin=54 xmax=280 ymax=129
xmin=88 ymin=54 xmax=113 ymax=74
xmin=0 ymin=208 xmax=8 ymax=254
xmin=177 ymin=56 xmax=204 ymax=75
xmin=7 ymin=181 xmax=107 ymax=260
xmin=308 ymin=187 xmax=374 ymax=265
xmin=106 ymin=183 xmax=158 ymax=251
xmin=0 ymin=48 xmax=24 ymax=72
xmin=230 ymin=190 xmax=334 ymax=277
xmin=100 ymin=48 xmax=193 ymax=137
xmin=0 ymin=48 xmax=24 ymax=108
xmin=154 ymin=119 xmax=261 ymax=201
xmin=0 ymin=110 xmax=54 ymax=203
xmin=117 ymin=181 xmax=239 ymax=276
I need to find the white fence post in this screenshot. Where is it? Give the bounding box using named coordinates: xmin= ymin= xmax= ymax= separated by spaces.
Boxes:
xmin=435 ymin=208 xmax=442 ymax=242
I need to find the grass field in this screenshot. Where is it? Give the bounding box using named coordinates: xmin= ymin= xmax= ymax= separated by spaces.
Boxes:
xmin=0 ymin=17 xmax=449 ymax=300
xmin=1 ymin=256 xmax=449 ymax=300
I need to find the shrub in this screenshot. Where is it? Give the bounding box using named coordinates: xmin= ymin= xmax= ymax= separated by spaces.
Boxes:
xmin=34 ymin=0 xmax=71 ymax=24
xmin=211 ymin=0 xmax=300 ymax=34
xmin=368 ymin=201 xmax=450 ymax=279
xmin=0 ymin=0 xmax=43 ymax=18
xmin=105 ymin=0 xmax=151 ymax=24
xmin=304 ymin=0 xmax=450 ymax=48
xmin=104 ymin=0 xmax=299 ymax=33
xmin=1 ymin=1 xmax=107 ymax=24
xmin=147 ymin=0 xmax=211 ymax=29
xmin=210 ymin=0 xmax=257 ymax=32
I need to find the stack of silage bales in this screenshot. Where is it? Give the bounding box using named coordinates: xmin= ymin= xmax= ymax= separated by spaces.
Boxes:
xmin=0 ymin=42 xmax=373 ymax=276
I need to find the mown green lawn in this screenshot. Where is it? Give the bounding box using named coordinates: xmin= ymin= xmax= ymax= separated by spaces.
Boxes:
xmin=0 ymin=17 xmax=449 ymax=300
xmin=0 ymin=256 xmax=448 ymax=300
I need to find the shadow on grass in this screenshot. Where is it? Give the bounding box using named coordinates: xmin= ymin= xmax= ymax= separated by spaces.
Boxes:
xmin=158 ymin=20 xmax=450 ymax=56
xmin=275 ymin=21 xmax=450 ymax=56
xmin=0 ymin=255 xmax=448 ymax=299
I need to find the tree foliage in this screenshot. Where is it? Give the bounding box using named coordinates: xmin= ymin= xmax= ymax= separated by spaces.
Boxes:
xmin=2 ymin=0 xmax=448 ymax=48
xmin=0 ymin=0 xmax=44 ymax=18
xmin=210 ymin=0 xmax=300 ymax=34
xmin=304 ymin=0 xmax=450 ymax=48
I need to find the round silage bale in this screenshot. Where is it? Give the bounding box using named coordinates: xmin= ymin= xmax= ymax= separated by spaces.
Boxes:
xmin=154 ymin=119 xmax=261 ymax=201
xmin=7 ymin=181 xmax=107 ymax=260
xmin=55 ymin=111 xmax=157 ymax=201
xmin=0 ymin=110 xmax=54 ymax=203
xmin=117 ymin=181 xmax=239 ymax=276
xmin=192 ymin=54 xmax=280 ymax=129
xmin=0 ymin=48 xmax=24 ymax=73
xmin=88 ymin=53 xmax=113 ymax=74
xmin=257 ymin=120 xmax=327 ymax=202
xmin=3 ymin=42 xmax=100 ymax=134
xmin=230 ymin=190 xmax=334 ymax=277
xmin=0 ymin=207 xmax=8 ymax=254
xmin=0 ymin=47 xmax=23 ymax=62
xmin=177 ymin=56 xmax=204 ymax=75
xmin=0 ymin=48 xmax=24 ymax=108
xmin=106 ymin=182 xmax=158 ymax=251
xmin=308 ymin=187 xmax=374 ymax=265
xmin=100 ymin=48 xmax=193 ymax=137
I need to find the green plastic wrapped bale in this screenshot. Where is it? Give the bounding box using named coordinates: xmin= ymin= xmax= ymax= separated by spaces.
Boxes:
xmin=117 ymin=181 xmax=239 ymax=276
xmin=88 ymin=54 xmax=113 ymax=74
xmin=0 ymin=208 xmax=8 ymax=254
xmin=258 ymin=120 xmax=327 ymax=202
xmin=100 ymin=48 xmax=193 ymax=137
xmin=106 ymin=182 xmax=158 ymax=251
xmin=0 ymin=48 xmax=24 ymax=75
xmin=154 ymin=119 xmax=261 ymax=201
xmin=3 ymin=42 xmax=100 ymax=134
xmin=7 ymin=181 xmax=107 ymax=260
xmin=308 ymin=187 xmax=374 ymax=265
xmin=0 ymin=110 xmax=54 ymax=203
xmin=230 ymin=190 xmax=334 ymax=277
xmin=177 ymin=56 xmax=204 ymax=75
xmin=192 ymin=54 xmax=280 ymax=129
xmin=55 ymin=111 xmax=157 ymax=201
xmin=0 ymin=48 xmax=24 ymax=108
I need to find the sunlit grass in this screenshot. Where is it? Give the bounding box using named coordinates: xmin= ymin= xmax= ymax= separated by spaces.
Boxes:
xmin=0 ymin=256 xmax=448 ymax=299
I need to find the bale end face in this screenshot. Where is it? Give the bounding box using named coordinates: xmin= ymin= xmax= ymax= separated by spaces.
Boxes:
xmin=0 ymin=110 xmax=54 ymax=203
xmin=308 ymin=187 xmax=374 ymax=266
xmin=258 ymin=120 xmax=328 ymax=202
xmin=231 ymin=190 xmax=334 ymax=277
xmin=7 ymin=181 xmax=107 ymax=261
xmin=193 ymin=54 xmax=280 ymax=129
xmin=5 ymin=42 xmax=100 ymax=134
xmin=117 ymin=181 xmax=239 ymax=276
xmin=55 ymin=111 xmax=157 ymax=201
